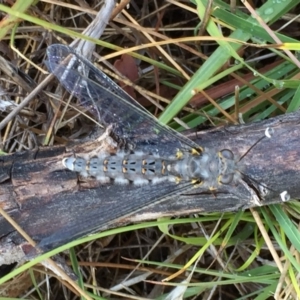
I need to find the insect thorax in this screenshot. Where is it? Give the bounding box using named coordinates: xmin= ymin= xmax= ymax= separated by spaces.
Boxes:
xmin=62 ymin=148 xmax=239 ymax=189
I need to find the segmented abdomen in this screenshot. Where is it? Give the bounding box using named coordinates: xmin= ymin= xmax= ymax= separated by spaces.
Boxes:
xmin=62 ymin=152 xmax=172 ymax=185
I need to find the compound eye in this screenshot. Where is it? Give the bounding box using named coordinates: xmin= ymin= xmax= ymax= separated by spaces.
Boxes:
xmin=220 ymin=149 xmax=234 ymax=160
xmin=219 ymin=173 xmax=234 ymax=184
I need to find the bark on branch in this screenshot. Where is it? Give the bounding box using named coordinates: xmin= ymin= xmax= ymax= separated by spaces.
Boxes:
xmin=0 ymin=111 xmax=299 ymax=265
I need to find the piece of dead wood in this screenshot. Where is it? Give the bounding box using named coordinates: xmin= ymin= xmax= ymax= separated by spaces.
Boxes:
xmin=0 ymin=111 xmax=299 ymax=266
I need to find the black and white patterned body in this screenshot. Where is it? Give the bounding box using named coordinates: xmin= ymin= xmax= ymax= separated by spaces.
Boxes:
xmin=62 ymin=148 xmax=239 ymax=190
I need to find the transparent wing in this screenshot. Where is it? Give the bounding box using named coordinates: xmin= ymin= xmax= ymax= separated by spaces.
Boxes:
xmin=46 ymin=44 xmax=200 ymax=156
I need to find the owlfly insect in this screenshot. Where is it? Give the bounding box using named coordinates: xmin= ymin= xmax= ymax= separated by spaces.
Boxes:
xmin=38 ymin=44 xmax=288 ymax=250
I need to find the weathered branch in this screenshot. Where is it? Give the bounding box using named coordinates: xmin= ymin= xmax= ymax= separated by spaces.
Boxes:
xmin=0 ymin=111 xmax=299 ymax=265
